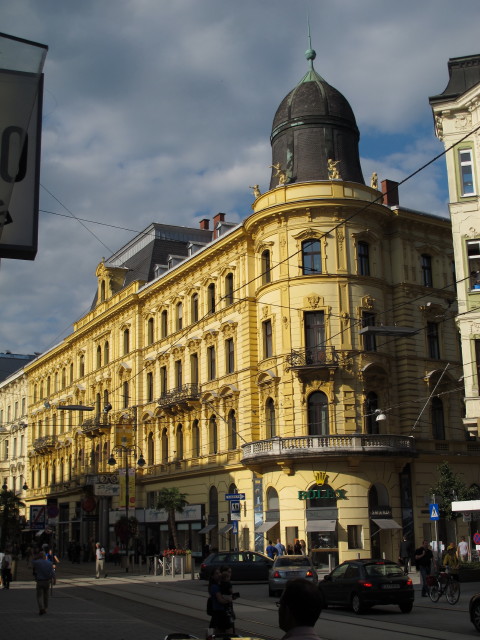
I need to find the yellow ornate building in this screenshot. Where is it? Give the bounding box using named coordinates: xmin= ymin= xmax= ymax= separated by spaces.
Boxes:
xmin=22 ymin=48 xmax=479 ymax=566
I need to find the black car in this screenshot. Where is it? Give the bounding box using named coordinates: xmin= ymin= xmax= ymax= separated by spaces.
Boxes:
xmin=199 ymin=551 xmax=273 ymax=581
xmin=318 ymin=559 xmax=414 ymax=614
xmin=470 ymin=593 xmax=480 ymax=631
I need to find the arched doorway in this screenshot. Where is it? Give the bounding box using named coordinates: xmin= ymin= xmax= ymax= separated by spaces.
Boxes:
xmin=369 ymin=483 xmax=401 ymax=559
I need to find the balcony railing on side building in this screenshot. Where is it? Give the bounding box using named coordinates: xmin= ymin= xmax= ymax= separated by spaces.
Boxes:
xmin=157 ymin=383 xmax=201 ymax=408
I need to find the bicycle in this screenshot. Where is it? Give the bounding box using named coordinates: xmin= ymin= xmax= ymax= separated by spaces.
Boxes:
xmin=427 ymin=569 xmax=460 ymax=604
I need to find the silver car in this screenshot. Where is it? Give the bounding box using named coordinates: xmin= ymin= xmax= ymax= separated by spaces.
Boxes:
xmin=268 ymin=555 xmax=318 ymax=596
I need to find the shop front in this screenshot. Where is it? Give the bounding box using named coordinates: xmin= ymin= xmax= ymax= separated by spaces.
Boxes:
xmin=301 ymin=483 xmax=340 ymax=570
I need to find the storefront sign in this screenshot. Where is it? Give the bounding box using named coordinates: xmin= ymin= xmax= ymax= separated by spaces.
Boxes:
xmin=370 ymin=507 xmax=392 ymax=519
xmin=314 ymin=471 xmax=329 ymax=486
xmin=298 ymin=488 xmax=347 ymax=500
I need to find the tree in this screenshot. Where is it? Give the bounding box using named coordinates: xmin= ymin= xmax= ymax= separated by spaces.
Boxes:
xmin=430 ymin=461 xmax=479 ymax=521
xmin=155 ymin=487 xmax=189 ymax=549
xmin=0 ymin=490 xmax=25 ymax=548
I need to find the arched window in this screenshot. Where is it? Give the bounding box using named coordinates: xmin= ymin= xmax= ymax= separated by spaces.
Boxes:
xmin=147 ymin=432 xmax=154 ymax=465
xmin=208 ymin=283 xmax=216 ymax=314
xmin=267 ymin=486 xmax=279 ymax=511
xmin=225 ymin=273 xmax=234 ymax=306
xmin=122 ymin=381 xmax=129 ymax=408
xmin=103 ymin=389 xmax=109 ymax=411
xmin=61 ymin=368 xmax=66 ymax=389
xmin=209 ymin=485 xmax=219 ymax=523
xmin=104 ymin=341 xmax=109 ymax=365
xmin=161 ymin=428 xmax=168 ymax=463
xmin=123 ymin=328 xmax=130 ymax=355
xmin=302 ymin=239 xmax=321 ymax=275
xmin=432 ymin=397 xmax=445 ymax=440
xmin=191 ymin=293 xmax=199 ymax=323
xmin=146 ymin=372 xmax=154 ymax=402
xmin=261 ymin=250 xmax=271 ymax=285
xmin=266 ymin=398 xmax=276 ymax=438
xmin=33 ymin=384 xmax=37 ymax=403
xmin=176 ymin=424 xmax=184 ymax=460
xmin=364 ymin=391 xmax=379 ymax=435
xmin=147 ymin=317 xmax=155 ymax=345
xmin=209 ymin=415 xmax=218 ymax=454
xmin=307 ymin=391 xmax=329 ymax=435
xmin=46 ymin=376 xmax=51 ymax=396
xmin=192 ymin=419 xmax=200 ymax=457
xmin=161 ymin=310 xmax=168 ymax=338
xmin=96 ymin=345 xmax=102 ymax=369
xmin=176 ymin=302 xmax=183 ymax=331
xmin=228 ymin=410 xmax=237 ymax=450
xmin=69 ymin=362 xmax=74 ymax=384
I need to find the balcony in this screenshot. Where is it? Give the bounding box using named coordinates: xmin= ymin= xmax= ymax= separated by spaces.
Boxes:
xmin=286 ymin=346 xmax=338 ymax=371
xmin=157 ymin=383 xmax=201 ymax=410
xmin=81 ymin=414 xmax=111 ymax=438
xmin=241 ymin=434 xmax=416 ymax=465
xmin=33 ymin=435 xmax=58 ymax=454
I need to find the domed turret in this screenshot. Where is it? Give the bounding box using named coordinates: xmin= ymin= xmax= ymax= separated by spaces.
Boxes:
xmin=269 ymin=48 xmax=364 ymax=189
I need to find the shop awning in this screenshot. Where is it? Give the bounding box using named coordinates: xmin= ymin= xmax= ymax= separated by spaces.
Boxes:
xmin=255 ymin=521 xmax=279 ymax=533
xmin=305 ymin=520 xmax=336 ymax=532
xmin=198 ymin=524 xmax=216 ymax=534
xmin=371 ymin=518 xmax=402 ymax=530
xmin=219 ymin=524 xmax=233 ymax=534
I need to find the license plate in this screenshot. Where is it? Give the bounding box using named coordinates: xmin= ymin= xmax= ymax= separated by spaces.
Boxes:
xmin=286 ymin=571 xmax=300 ymax=578
xmin=382 ymin=584 xmax=400 ymax=589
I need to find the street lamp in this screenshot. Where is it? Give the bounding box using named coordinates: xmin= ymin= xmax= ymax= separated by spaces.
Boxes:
xmin=108 ymin=444 xmax=145 ymax=568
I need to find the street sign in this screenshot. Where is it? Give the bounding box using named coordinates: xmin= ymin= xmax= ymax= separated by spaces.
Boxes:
xmin=429 ymin=503 xmax=440 ymax=521
xmin=231 ymin=520 xmax=238 ymax=534
xmin=230 ymin=501 xmax=241 ymax=521
xmin=30 ymin=505 xmax=46 ymax=530
xmin=473 ymin=532 xmax=480 ymax=545
xmin=225 ymin=493 xmax=245 ymax=501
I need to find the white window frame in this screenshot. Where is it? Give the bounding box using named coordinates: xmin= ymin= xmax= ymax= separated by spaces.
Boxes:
xmin=459 ymin=148 xmax=476 ymax=197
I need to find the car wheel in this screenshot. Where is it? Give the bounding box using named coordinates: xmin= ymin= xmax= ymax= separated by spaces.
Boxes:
xmin=351 ymin=593 xmax=366 ymax=615
xmin=471 ymin=600 xmax=480 ymax=632
xmin=399 ymin=602 xmax=413 ymax=613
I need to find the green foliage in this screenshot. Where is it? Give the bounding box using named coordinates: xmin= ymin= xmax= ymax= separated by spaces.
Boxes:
xmin=155 ymin=487 xmax=189 ymax=549
xmin=430 ymin=461 xmax=480 ymax=520
xmin=0 ymin=490 xmax=25 ymax=548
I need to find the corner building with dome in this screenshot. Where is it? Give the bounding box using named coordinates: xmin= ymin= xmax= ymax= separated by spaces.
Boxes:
xmin=22 ymin=49 xmax=480 ymax=566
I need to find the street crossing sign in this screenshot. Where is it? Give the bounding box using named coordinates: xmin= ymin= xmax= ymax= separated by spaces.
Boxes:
xmin=429 ymin=503 xmax=440 ymax=521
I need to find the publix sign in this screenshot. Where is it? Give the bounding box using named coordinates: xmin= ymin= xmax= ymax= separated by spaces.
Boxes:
xmin=298 ymin=488 xmax=347 ymax=500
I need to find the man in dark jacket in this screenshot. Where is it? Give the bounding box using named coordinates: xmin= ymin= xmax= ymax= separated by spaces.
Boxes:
xmin=415 ymin=540 xmax=433 ymax=596
xmin=32 ymin=552 xmax=55 ymax=615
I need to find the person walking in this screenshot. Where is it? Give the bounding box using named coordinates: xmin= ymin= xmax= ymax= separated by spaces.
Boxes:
xmin=458 ymin=535 xmax=468 ymax=562
xmin=95 ymin=542 xmax=107 ymax=578
xmin=1 ymin=549 xmax=12 ymax=589
xmin=277 ymin=578 xmax=322 ymax=640
xmin=415 ymin=539 xmax=433 ymax=597
xmin=207 ymin=567 xmax=234 ymax=636
xmin=398 ymin=536 xmax=411 ymax=575
xmin=266 ymin=540 xmax=277 ymax=559
xmin=32 ymin=551 xmax=55 ymax=615
xmin=275 ymin=538 xmax=286 ymax=557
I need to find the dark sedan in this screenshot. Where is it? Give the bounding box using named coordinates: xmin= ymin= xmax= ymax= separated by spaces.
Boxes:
xmin=199 ymin=551 xmax=273 ymax=581
xmin=470 ymin=593 xmax=480 ymax=631
xmin=318 ymin=559 xmax=414 ymax=614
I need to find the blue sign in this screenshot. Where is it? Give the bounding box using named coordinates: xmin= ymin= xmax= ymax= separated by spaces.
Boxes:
xmin=231 ymin=520 xmax=238 ymax=534
xmin=225 ymin=493 xmax=245 ymax=501
xmin=429 ymin=503 xmax=440 ymax=521
xmin=230 ymin=501 xmax=241 ymax=514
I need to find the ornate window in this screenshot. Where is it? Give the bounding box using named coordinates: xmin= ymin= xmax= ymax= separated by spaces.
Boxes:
xmin=358 ymin=241 xmax=370 ymax=276
xmin=207 ymin=346 xmax=216 ymax=380
xmin=146 ymin=372 xmax=154 ymax=402
xmin=225 ymin=338 xmax=234 ymax=374
xmin=364 ymin=391 xmax=379 ymax=435
xmin=161 ymin=310 xmax=168 ymax=338
xmin=261 ymin=250 xmax=271 ymax=285
xmin=176 ymin=424 xmax=184 ymax=460
xmin=147 ymin=318 xmax=154 ymax=345
xmin=192 ymin=419 xmax=200 ymax=457
xmin=302 ymin=239 xmax=321 ymax=275
xmin=208 ymin=283 xmax=216 ymax=314
xmin=421 ymin=254 xmax=433 ymax=287
xmin=362 ymin=312 xmax=376 ymax=352
xmin=263 ymin=320 xmax=273 ymax=358
xmin=161 ymin=428 xmax=168 ymax=463
xmin=266 ymin=398 xmax=276 ymax=438
xmin=122 ymin=381 xmax=129 ymax=408
xmin=209 ymin=415 xmax=218 ymax=454
xmin=225 ymin=273 xmax=234 ymax=306
xmin=147 ymin=432 xmax=154 ymax=466
xmin=307 ymin=391 xmax=329 ymax=435
xmin=96 ymin=345 xmax=102 ymax=369
xmin=104 ymin=341 xmax=109 ymax=365
xmin=123 ymin=328 xmax=130 ymax=355
xmin=176 ymin=302 xmax=183 ymax=331
xmin=190 ymin=353 xmax=199 ymax=384
xmin=228 ymin=410 xmax=237 ymax=450
xmin=427 ymin=322 xmax=440 ymax=359
xmin=191 ymin=293 xmax=199 ymax=323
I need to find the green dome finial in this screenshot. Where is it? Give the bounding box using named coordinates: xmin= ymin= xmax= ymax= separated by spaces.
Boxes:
xmin=305 ymin=15 xmax=316 ymax=69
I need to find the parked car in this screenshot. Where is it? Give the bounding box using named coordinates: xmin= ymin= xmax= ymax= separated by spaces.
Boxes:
xmin=470 ymin=593 xmax=480 ymax=631
xmin=318 ymin=559 xmax=414 ymax=614
xmin=268 ymin=554 xmax=318 ymax=596
xmin=199 ymin=551 xmax=273 ymax=581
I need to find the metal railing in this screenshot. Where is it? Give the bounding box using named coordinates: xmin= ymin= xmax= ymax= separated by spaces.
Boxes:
xmin=286 ymin=346 xmax=338 ymax=368
xmin=157 ymin=383 xmax=200 ymax=408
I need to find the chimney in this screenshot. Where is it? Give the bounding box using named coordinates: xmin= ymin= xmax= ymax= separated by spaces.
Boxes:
xmin=213 ymin=213 xmax=226 ymax=240
xmin=199 ymin=218 xmax=210 ymax=230
xmin=381 ymin=179 xmax=399 ymax=207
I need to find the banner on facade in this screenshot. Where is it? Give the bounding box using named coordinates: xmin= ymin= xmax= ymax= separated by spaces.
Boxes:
xmin=118 ymin=468 xmax=136 ymax=509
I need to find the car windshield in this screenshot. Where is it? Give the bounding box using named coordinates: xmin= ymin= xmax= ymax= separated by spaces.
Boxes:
xmin=276 ymin=557 xmax=311 ymax=567
xmin=365 ymin=562 xmax=404 ymax=578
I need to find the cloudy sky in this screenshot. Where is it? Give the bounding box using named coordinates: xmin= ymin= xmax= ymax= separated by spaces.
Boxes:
xmin=0 ymin=0 xmax=479 ymax=356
